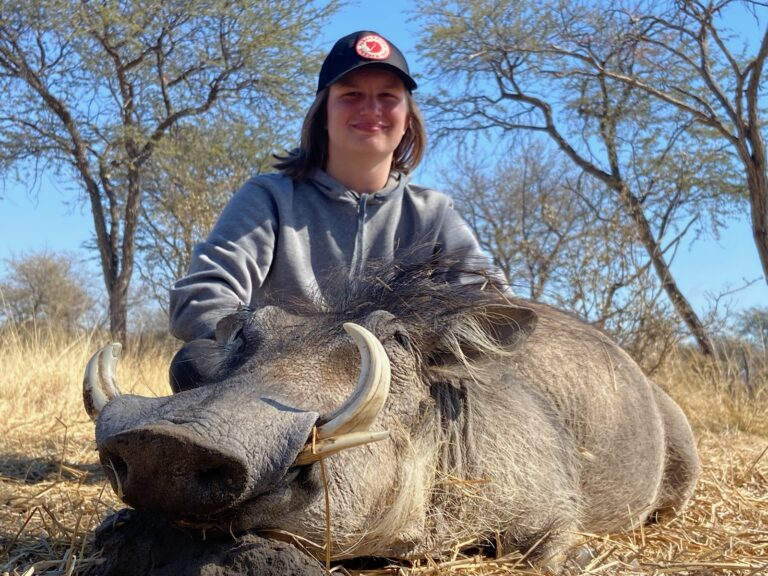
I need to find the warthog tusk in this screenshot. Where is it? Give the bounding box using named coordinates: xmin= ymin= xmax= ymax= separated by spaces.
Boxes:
xmin=83 ymin=343 xmax=123 ymax=421
xmin=294 ymin=430 xmax=390 ymax=465
xmin=316 ymin=323 xmax=391 ymax=439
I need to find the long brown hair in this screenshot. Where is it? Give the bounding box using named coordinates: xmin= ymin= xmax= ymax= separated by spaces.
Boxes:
xmin=273 ymin=89 xmax=427 ymax=181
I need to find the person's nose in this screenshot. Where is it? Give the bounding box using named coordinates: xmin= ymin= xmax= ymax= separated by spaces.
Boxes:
xmin=359 ymin=95 xmax=382 ymax=116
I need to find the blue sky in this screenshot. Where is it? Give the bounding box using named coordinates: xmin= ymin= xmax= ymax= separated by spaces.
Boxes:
xmin=0 ymin=0 xmax=765 ymax=318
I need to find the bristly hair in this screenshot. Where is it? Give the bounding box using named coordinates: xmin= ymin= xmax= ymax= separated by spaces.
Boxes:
xmin=283 ymin=253 xmax=509 ymax=322
xmin=273 ymin=254 xmax=522 ymax=378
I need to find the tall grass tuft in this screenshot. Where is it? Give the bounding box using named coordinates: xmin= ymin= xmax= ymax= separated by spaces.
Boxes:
xmin=658 ymin=346 xmax=768 ymax=438
xmin=0 ymin=322 xmax=176 ymax=576
xmin=0 ymin=323 xmax=174 ymax=449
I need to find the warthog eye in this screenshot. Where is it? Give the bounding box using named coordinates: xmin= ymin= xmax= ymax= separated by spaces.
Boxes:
xmin=226 ymin=327 xmax=244 ymax=352
xmin=394 ymin=330 xmax=411 ymax=351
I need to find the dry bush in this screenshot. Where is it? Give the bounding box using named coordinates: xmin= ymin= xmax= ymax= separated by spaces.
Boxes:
xmin=0 ymin=326 xmax=766 ymax=575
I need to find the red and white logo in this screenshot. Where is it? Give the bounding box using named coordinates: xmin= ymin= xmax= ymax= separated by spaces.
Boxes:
xmin=355 ymin=34 xmax=391 ymax=60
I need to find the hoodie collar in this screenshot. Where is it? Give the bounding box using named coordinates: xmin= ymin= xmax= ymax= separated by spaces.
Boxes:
xmin=310 ymin=169 xmax=409 ymax=204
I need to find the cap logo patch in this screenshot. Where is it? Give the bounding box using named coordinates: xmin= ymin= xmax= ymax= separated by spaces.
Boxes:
xmin=356 ymin=34 xmax=391 ymax=60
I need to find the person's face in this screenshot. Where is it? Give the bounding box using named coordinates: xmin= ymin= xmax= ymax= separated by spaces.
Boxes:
xmin=326 ymin=68 xmax=409 ymax=166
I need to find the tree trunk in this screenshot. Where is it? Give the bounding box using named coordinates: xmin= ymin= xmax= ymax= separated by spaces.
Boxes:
xmin=619 ymin=184 xmax=716 ymax=357
xmin=748 ymin=173 xmax=768 ymax=286
xmin=109 ymin=284 xmax=129 ymax=344
xmin=744 ymin=142 xmax=768 ymax=287
xmin=107 ymin=165 xmax=142 ymax=344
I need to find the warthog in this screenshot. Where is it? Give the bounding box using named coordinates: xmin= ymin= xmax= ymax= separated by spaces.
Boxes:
xmin=84 ymin=259 xmax=699 ymax=571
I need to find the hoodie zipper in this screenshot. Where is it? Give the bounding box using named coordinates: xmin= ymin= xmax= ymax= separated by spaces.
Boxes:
xmin=350 ymin=192 xmax=369 ymax=280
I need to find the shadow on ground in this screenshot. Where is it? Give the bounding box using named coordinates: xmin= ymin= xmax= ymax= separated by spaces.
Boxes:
xmin=0 ymin=454 xmax=104 ymax=485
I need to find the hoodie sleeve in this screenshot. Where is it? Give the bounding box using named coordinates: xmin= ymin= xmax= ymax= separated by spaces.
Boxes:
xmin=169 ymin=178 xmax=279 ymax=342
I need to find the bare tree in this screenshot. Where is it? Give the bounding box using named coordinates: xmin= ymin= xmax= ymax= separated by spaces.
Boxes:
xmin=444 ymin=139 xmax=682 ymax=371
xmin=446 ymin=140 xmax=599 ymax=300
xmin=589 ymin=1 xmax=768 ymax=285
xmin=414 ymin=0 xmax=744 ymax=356
xmin=0 ymin=0 xmax=340 ymax=342
xmin=735 ymin=305 xmax=768 ymax=352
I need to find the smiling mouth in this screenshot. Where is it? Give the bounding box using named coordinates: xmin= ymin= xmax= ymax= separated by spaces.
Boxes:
xmin=352 ymin=123 xmax=388 ymax=132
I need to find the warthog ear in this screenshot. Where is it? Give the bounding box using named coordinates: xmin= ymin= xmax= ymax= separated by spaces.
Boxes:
xmin=170 ymin=309 xmax=257 ymax=393
xmin=169 ymin=339 xmax=225 ymax=393
xmin=428 ymin=302 xmax=537 ymax=368
xmin=479 ymin=303 xmax=538 ymax=350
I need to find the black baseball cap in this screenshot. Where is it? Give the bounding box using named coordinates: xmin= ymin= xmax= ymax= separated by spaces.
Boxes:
xmin=317 ymin=30 xmax=417 ymax=93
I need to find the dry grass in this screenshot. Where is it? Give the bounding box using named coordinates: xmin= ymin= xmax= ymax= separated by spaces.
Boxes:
xmin=0 ymin=326 xmax=766 ymax=575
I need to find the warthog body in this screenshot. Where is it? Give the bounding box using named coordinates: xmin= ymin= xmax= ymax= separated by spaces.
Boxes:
xmin=86 ymin=260 xmax=699 ymax=570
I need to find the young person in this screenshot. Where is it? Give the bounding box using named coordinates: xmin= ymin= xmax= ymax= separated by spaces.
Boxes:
xmin=169 ymin=30 xmax=507 ymax=342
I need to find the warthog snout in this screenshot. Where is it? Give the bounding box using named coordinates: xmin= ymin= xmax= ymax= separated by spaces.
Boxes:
xmin=99 ymin=424 xmax=250 ymax=516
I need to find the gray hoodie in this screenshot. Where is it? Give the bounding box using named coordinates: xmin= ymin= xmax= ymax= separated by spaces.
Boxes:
xmin=169 ymin=170 xmax=504 ymax=342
